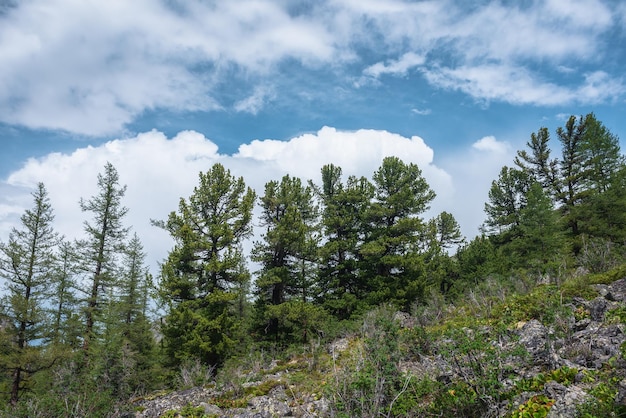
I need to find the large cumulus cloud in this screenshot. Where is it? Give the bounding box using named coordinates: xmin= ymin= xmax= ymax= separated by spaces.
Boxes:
xmin=1 ymin=127 xmax=511 ymax=273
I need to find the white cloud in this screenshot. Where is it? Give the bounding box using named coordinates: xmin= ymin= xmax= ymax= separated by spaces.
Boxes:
xmin=472 ymin=136 xmax=510 ymax=155
xmin=578 ymin=71 xmax=626 ymax=104
xmin=441 ymin=136 xmax=515 ymax=238
xmin=234 ymin=86 xmax=276 ymax=115
xmin=0 ymin=0 xmax=623 ymax=135
xmin=422 ymin=64 xmax=625 ymax=106
xmin=0 ymin=127 xmax=502 ymax=275
xmin=363 ymin=52 xmax=426 ymax=78
xmin=411 ymin=108 xmax=431 ymax=116
xmin=0 ymin=0 xmax=338 ymax=135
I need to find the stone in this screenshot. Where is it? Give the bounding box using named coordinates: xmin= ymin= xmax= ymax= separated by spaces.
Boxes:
xmin=588 ymin=297 xmax=608 ymax=321
xmin=518 ymin=320 xmax=549 ymax=361
xmin=607 ymin=279 xmax=626 ymax=302
xmin=545 ymin=384 xmax=589 ymax=418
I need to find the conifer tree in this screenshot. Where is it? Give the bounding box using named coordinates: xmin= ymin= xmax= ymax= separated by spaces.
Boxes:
xmin=0 ymin=183 xmax=59 ymax=405
xmin=48 ymin=240 xmax=81 ymax=348
xmin=483 ymin=166 xmax=532 ymax=239
xmin=155 ymin=163 xmax=255 ymax=367
xmin=515 ymin=114 xmax=625 ymax=249
xmin=316 ymin=164 xmax=374 ymax=319
xmin=511 ymin=182 xmax=564 ymax=273
xmin=360 ymin=156 xmax=435 ymax=309
xmin=252 ymin=174 xmax=320 ymax=341
xmin=76 ymin=162 xmax=129 ymax=354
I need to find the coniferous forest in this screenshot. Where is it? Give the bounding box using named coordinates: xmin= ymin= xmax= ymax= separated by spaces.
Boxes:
xmin=2 ymin=113 xmax=626 ymax=417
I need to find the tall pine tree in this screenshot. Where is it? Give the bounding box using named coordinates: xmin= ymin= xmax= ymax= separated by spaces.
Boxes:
xmin=252 ymin=174 xmax=320 ymax=342
xmin=316 ymin=164 xmax=374 ymax=319
xmin=76 ymin=162 xmax=129 ymax=355
xmin=360 ymin=156 xmax=435 ymax=310
xmin=0 ymin=183 xmax=59 ymax=405
xmin=155 ymin=163 xmax=256 ymax=367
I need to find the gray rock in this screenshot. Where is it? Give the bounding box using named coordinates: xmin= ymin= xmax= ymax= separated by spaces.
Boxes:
xmin=545 ymin=384 xmax=589 ymax=418
xmin=328 ymin=337 xmax=350 ymax=359
xmin=588 ymin=297 xmax=608 ymax=321
xmin=518 ymin=320 xmax=549 ymax=361
xmin=607 ymin=279 xmax=626 ymax=302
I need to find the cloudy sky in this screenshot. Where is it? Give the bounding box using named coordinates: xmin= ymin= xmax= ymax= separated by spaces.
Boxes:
xmin=1 ymin=0 xmax=625 ymax=273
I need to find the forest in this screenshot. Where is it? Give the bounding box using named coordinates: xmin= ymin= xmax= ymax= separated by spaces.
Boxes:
xmin=2 ymin=113 xmax=626 ymax=417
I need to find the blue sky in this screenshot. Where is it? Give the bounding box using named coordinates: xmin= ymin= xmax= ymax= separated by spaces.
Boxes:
xmin=1 ymin=0 xmax=625 ymax=272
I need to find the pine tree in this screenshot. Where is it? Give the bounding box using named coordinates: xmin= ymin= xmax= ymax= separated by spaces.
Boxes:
xmin=424 ymin=211 xmax=464 ymax=293
xmin=483 ymin=166 xmax=532 ymax=238
xmin=0 ymin=183 xmax=59 ymax=405
xmin=360 ymin=156 xmax=435 ymax=310
xmin=511 ymin=182 xmax=564 ymax=274
xmin=252 ymin=174 xmax=320 ymax=342
xmin=316 ymin=164 xmax=374 ymax=319
xmin=76 ymin=162 xmax=129 ymax=355
xmin=515 ymin=114 xmax=625 ymax=252
xmin=48 ymin=240 xmax=81 ymax=348
xmin=155 ymin=163 xmax=256 ymax=367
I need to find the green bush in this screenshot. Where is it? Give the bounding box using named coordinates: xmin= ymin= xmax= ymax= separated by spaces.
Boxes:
xmin=511 ymin=395 xmax=555 ymax=418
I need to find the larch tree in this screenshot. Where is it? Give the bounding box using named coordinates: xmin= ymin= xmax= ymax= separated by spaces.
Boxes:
xmin=0 ymin=183 xmax=59 ymax=405
xmin=483 ymin=166 xmax=532 ymax=239
xmin=48 ymin=240 xmax=81 ymax=349
xmin=76 ymin=162 xmax=129 ymax=355
xmin=155 ymin=163 xmax=256 ymax=367
xmin=515 ymin=113 xmax=625 ymax=249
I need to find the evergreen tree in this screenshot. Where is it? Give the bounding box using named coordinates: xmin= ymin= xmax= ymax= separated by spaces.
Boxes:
xmin=515 ymin=114 xmax=625 ymax=250
xmin=252 ymin=174 xmax=320 ymax=342
xmin=0 ymin=183 xmax=59 ymax=405
xmin=483 ymin=166 xmax=532 ymax=239
xmin=424 ymin=211 xmax=464 ymax=294
xmin=47 ymin=240 xmax=81 ymax=348
xmin=509 ymin=182 xmax=564 ymax=274
xmin=427 ymin=211 xmax=464 ymax=252
xmin=155 ymin=163 xmax=255 ymax=367
xmin=360 ymin=156 xmax=435 ymax=310
xmin=316 ymin=164 xmax=374 ymax=319
xmin=76 ymin=162 xmax=129 ymax=354
xmin=455 ymin=234 xmax=499 ymax=288
xmin=105 ymin=233 xmax=156 ymax=397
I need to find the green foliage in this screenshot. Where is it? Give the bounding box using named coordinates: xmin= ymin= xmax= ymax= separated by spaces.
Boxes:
xmin=514 ymin=113 xmax=626 ymax=255
xmin=587 ymin=263 xmax=626 ymax=285
xmin=328 ymin=306 xmax=405 ymax=417
xmin=0 ymin=183 xmax=60 ymax=405
xmin=438 ymin=325 xmax=514 ymax=415
xmin=162 ymin=403 xmax=208 ymax=418
xmin=316 ymin=164 xmax=374 ymax=320
xmin=492 ymin=285 xmax=564 ymax=325
xmin=77 ymin=162 xmax=130 ymax=353
xmin=361 ymin=156 xmax=435 ymax=310
xmin=576 ymin=374 xmax=626 ymax=417
xmin=516 ymin=366 xmax=578 ymax=393
xmin=511 ymin=395 xmax=555 ymax=418
xmin=263 ymin=300 xmax=329 ymax=344
xmin=156 ymin=163 xmax=255 ymax=368
xmin=252 ymin=174 xmax=320 ymax=342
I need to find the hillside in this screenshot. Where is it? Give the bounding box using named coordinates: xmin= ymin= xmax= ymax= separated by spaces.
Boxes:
xmin=130 ymin=266 xmax=626 ymax=417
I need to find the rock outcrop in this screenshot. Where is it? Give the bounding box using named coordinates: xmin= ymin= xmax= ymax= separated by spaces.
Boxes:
xmin=131 ymin=279 xmax=626 ymax=417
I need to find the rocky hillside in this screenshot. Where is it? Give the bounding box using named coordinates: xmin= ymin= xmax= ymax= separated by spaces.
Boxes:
xmin=129 ymin=271 xmax=626 ymax=417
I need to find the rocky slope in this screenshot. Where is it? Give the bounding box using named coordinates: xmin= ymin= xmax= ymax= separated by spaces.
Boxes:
xmin=130 ymin=277 xmax=626 ymax=417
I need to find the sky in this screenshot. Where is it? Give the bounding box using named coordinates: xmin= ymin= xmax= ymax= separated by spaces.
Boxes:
xmin=1 ymin=0 xmax=625 ymax=275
